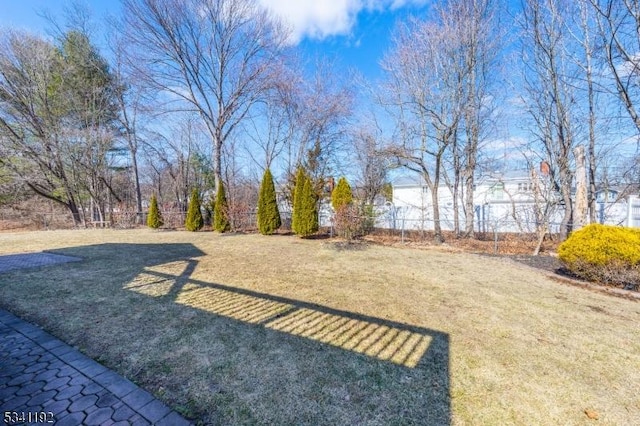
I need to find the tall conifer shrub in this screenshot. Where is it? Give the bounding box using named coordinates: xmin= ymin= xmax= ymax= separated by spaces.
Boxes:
xmin=293 ymin=168 xmax=318 ymax=237
xmin=257 ymin=168 xmax=281 ymax=235
xmin=331 ymin=177 xmax=353 ymax=210
xmin=213 ymin=181 xmax=230 ymax=232
xmin=147 ymin=194 xmax=163 ymax=229
xmin=292 ymin=167 xmax=305 ymax=234
xmin=185 ymin=188 xmax=204 ymax=231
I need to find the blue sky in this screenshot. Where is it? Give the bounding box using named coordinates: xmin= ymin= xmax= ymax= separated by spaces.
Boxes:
xmin=0 ymin=0 xmax=432 ymax=81
xmin=3 ymin=0 xmax=633 ymax=175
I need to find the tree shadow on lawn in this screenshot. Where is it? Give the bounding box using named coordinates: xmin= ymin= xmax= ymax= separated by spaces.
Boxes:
xmin=43 ymin=243 xmax=451 ymax=425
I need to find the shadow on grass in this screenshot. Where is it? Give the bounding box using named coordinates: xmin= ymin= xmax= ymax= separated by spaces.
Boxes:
xmin=44 ymin=243 xmax=450 ymax=425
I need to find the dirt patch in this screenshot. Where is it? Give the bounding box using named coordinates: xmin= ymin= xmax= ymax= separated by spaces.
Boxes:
xmin=365 ymin=229 xmax=560 ymax=255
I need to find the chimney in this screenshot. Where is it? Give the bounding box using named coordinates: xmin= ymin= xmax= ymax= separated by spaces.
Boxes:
xmin=540 ymin=161 xmax=550 ymax=177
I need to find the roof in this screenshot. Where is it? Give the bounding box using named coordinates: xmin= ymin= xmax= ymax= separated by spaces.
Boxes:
xmin=392 ymin=170 xmax=533 ymax=189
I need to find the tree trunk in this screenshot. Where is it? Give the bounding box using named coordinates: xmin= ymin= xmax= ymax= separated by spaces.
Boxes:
xmin=131 ymin=147 xmax=143 ymax=224
xmin=431 ymin=184 xmax=444 ymax=244
xmin=464 ymin=172 xmax=475 ymax=238
xmin=463 ymin=122 xmax=478 ymax=238
xmin=214 ymin=136 xmax=223 ymax=193
xmin=431 ymin=159 xmax=444 ymax=244
xmin=559 ymin=185 xmax=573 ymax=241
xmin=574 ymin=145 xmax=589 ymax=229
xmin=66 ymin=196 xmax=83 ymax=227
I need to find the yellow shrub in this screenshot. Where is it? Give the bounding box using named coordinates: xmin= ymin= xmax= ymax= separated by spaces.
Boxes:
xmin=558 ymin=224 xmax=640 ymax=289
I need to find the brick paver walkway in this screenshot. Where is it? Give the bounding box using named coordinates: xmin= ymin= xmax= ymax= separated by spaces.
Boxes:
xmin=0 ymin=253 xmax=82 ymax=274
xmin=0 ymin=309 xmax=191 ymax=425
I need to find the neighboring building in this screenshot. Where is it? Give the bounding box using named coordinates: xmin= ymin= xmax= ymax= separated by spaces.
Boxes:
xmin=386 ymin=170 xmax=635 ymax=234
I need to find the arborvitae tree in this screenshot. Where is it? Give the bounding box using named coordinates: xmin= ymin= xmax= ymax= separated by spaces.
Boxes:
xmin=331 ymin=177 xmax=353 ymax=210
xmin=185 ymin=188 xmax=204 ymax=231
xmin=296 ymin=172 xmax=319 ymax=237
xmin=147 ymin=194 xmax=163 ymax=229
xmin=213 ymin=180 xmax=230 ymax=232
xmin=291 ymin=167 xmax=306 ymax=234
xmin=257 ymin=168 xmax=281 ymax=235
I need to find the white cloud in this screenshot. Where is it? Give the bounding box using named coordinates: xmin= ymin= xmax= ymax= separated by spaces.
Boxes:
xmin=259 ymin=0 xmax=428 ymax=43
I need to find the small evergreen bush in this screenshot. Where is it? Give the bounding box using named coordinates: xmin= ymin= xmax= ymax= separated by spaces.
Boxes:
xmin=331 ymin=177 xmax=353 ymax=210
xmin=213 ymin=180 xmax=230 ymax=232
xmin=185 ymin=188 xmax=204 ymax=231
xmin=257 ymin=168 xmax=281 ymax=235
xmin=558 ymin=224 xmax=640 ymax=289
xmin=146 ymin=194 xmax=163 ymax=229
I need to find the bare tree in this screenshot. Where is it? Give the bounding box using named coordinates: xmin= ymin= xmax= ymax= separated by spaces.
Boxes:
xmin=590 ymin=0 xmax=640 ymax=134
xmin=457 ymin=0 xmax=502 ymax=238
xmin=109 ymin=30 xmax=154 ymax=224
xmin=222 ymin=137 xmax=259 ymax=231
xmin=121 ymin=0 xmax=289 ymax=191
xmin=530 ymin=163 xmax=561 ymax=255
xmin=244 ymin=61 xmax=300 ymax=172
xmin=381 ymin=13 xmax=467 ymax=243
xmin=351 ymin=124 xmax=388 ymax=206
xmin=265 ymin=59 xmax=353 ymax=206
xmin=520 ymin=0 xmax=577 ymax=241
xmin=575 ymin=0 xmax=600 ymax=223
xmin=293 ymin=60 xmax=354 ymax=197
xmin=142 ymin=117 xmax=212 ymax=213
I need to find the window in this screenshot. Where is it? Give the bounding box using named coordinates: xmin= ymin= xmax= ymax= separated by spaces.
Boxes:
xmin=490 ymin=183 xmax=504 ymax=200
xmin=518 ymin=182 xmax=534 ymax=192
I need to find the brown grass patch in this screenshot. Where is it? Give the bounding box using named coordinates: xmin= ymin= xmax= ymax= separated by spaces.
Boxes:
xmin=0 ymin=229 xmax=638 ymax=425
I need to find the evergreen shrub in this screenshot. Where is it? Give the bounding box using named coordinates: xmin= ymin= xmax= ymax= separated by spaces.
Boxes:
xmin=331 ymin=177 xmax=353 ymax=210
xmin=185 ymin=188 xmax=204 ymax=231
xmin=558 ymin=224 xmax=640 ymax=289
xmin=292 ymin=167 xmax=318 ymax=237
xmin=257 ymin=168 xmax=281 ymax=235
xmin=213 ymin=181 xmax=230 ymax=232
xmin=147 ymin=194 xmax=163 ymax=229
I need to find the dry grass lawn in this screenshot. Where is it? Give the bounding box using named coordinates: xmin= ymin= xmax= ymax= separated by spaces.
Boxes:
xmin=0 ymin=229 xmax=638 ymax=425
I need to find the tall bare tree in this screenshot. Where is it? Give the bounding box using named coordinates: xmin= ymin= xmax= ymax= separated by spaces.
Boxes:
xmin=109 ymin=30 xmax=152 ymax=224
xmin=121 ymin=0 xmax=289 ymax=191
xmin=457 ymin=0 xmax=501 ymax=237
xmin=293 ymin=60 xmax=353 ymax=197
xmin=381 ymin=12 xmax=467 ymax=243
xmin=520 ymin=0 xmax=577 ymax=240
xmin=142 ymin=116 xmax=212 ymax=212
xmin=244 ymin=61 xmax=300 ymax=172
xmin=574 ymin=0 xmax=600 ymax=223
xmin=351 ymin=124 xmax=388 ymax=206
xmin=590 ymin=0 xmax=640 ymax=134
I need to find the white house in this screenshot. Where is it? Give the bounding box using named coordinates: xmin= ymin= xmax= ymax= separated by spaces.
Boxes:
xmin=386 ymin=171 xmax=635 ymax=234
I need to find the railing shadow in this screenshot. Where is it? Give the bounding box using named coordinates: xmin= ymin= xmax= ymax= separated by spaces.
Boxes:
xmin=129 ymin=259 xmax=447 ymax=369
xmin=44 ymin=243 xmax=450 ymax=424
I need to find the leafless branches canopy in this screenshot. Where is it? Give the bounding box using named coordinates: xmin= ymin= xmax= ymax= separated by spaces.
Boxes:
xmin=381 ymin=0 xmax=500 ymax=242
xmin=122 ymin=0 xmax=289 ymax=189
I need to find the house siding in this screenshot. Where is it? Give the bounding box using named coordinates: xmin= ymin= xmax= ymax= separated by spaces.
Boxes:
xmin=386 ymin=175 xmax=632 ymax=234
